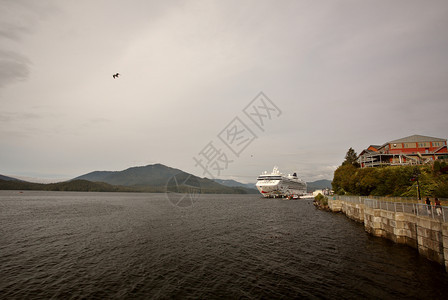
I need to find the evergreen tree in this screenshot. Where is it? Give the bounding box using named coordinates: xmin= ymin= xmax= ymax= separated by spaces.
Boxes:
xmin=342 ymin=147 xmax=360 ymax=168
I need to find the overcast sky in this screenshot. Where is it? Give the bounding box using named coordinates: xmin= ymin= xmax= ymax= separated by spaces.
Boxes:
xmin=1 ymin=0 xmax=448 ymax=183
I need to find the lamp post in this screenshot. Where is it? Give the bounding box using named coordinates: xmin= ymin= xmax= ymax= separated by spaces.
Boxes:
xmin=411 ymin=167 xmax=421 ymax=201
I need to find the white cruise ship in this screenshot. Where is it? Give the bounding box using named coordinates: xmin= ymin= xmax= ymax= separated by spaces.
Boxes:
xmin=256 ymin=166 xmax=307 ymax=198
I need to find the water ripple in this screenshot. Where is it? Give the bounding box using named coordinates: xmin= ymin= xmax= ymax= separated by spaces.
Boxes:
xmin=1 ymin=191 xmax=448 ymax=299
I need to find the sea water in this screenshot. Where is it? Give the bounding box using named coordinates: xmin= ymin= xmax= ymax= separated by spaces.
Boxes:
xmin=1 ymin=191 xmax=447 ymax=299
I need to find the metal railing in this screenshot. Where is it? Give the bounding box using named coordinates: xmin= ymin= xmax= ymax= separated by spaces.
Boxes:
xmin=332 ymin=195 xmax=364 ymax=204
xmin=364 ymin=198 xmax=447 ymax=222
xmin=332 ymin=195 xmax=447 ymax=205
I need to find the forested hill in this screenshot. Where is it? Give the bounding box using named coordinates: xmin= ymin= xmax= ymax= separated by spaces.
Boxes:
xmin=213 ymin=179 xmax=255 ymax=189
xmin=332 ymin=162 xmax=448 ymax=198
xmin=74 ymin=164 xmax=257 ymax=193
xmin=0 ymin=164 xmax=258 ymax=194
xmin=0 ymin=177 xmax=258 ymax=194
xmin=0 ymin=174 xmax=21 ymax=181
xmin=74 ymin=164 xmax=183 ymax=186
xmin=306 ymin=179 xmax=332 ymax=192
xmin=0 ymin=179 xmax=135 ymax=192
xmin=1 ymin=166 xmax=332 ymax=194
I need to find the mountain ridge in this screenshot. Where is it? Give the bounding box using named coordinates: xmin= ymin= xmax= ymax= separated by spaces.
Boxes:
xmin=74 ymin=164 xmax=184 ymax=186
xmin=73 ymin=164 xmax=258 ymax=194
xmin=2 ymin=165 xmax=331 ymax=194
xmin=306 ymin=179 xmax=332 ymax=192
xmin=212 ymin=179 xmax=255 ymax=189
xmin=0 ymin=174 xmax=21 ymax=181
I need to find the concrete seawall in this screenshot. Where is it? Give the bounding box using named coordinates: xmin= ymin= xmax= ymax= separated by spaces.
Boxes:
xmin=328 ymin=197 xmax=448 ymax=270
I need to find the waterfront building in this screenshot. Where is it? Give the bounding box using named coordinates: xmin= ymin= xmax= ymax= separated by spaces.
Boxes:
xmin=358 ymin=134 xmax=448 ymax=168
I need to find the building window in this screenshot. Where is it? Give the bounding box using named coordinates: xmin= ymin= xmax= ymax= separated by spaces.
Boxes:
xmin=404 ymin=143 xmax=416 ymax=148
xmin=391 ymin=143 xmax=402 ymax=149
xmin=418 ymin=142 xmax=430 ymax=148
xmin=432 ymin=141 xmax=445 ymax=147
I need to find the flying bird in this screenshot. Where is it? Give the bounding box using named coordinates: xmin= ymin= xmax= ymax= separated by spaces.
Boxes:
xmin=113 ymin=73 xmax=120 ymax=79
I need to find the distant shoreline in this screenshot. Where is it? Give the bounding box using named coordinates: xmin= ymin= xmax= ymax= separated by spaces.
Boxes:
xmin=0 ymin=179 xmax=259 ymax=194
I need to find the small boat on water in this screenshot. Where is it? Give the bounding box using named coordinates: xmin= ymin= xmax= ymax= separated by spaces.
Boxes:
xmin=256 ymin=166 xmax=307 ymax=198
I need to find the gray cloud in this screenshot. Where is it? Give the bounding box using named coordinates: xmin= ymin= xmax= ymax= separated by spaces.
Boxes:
xmin=0 ymin=22 xmax=31 ymax=42
xmin=1 ymin=0 xmax=448 ymax=182
xmin=0 ymin=0 xmax=57 ymax=88
xmin=0 ymin=50 xmax=31 ymax=88
xmin=0 ymin=111 xmax=40 ymax=122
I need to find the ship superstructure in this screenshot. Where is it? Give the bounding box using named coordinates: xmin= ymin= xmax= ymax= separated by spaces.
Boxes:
xmin=256 ymin=166 xmax=307 ymax=198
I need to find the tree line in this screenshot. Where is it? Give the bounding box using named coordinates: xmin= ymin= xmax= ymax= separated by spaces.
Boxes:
xmin=332 ymin=148 xmax=448 ymax=198
xmin=0 ymin=179 xmax=257 ymax=194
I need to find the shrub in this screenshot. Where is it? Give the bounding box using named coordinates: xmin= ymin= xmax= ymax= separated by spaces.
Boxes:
xmin=314 ymin=193 xmax=328 ymax=207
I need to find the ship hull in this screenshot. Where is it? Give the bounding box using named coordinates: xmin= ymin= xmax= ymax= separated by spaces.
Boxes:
xmin=256 ymin=167 xmax=307 ymax=198
xmin=256 ymin=181 xmax=307 ymax=198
